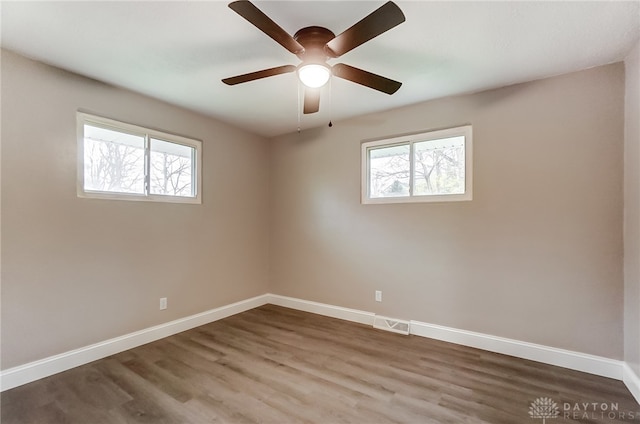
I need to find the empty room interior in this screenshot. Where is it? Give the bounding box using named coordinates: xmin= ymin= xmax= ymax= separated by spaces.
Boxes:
xmin=2 ymin=1 xmax=640 ymax=423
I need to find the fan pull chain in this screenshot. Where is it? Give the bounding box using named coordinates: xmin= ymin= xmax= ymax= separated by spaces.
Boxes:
xmin=328 ymin=76 xmax=333 ymax=128
xmin=297 ymin=81 xmax=301 ymax=133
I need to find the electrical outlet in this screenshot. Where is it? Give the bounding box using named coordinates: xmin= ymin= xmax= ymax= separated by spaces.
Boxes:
xmin=375 ymin=290 xmax=382 ymax=302
xmin=160 ymin=297 xmax=167 ymax=310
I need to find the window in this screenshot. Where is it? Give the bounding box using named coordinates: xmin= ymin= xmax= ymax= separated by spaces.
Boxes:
xmin=362 ymin=125 xmax=472 ymax=204
xmin=77 ymin=112 xmax=202 ymax=203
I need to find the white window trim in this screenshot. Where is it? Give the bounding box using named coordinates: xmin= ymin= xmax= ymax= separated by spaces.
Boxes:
xmin=77 ymin=112 xmax=202 ymax=204
xmin=361 ymin=125 xmax=473 ymax=204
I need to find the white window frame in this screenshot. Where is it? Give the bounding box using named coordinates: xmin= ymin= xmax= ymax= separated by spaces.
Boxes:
xmin=361 ymin=125 xmax=472 ymax=204
xmin=77 ymin=112 xmax=202 ymax=204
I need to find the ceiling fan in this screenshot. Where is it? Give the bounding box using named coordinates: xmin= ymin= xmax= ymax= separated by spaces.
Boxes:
xmin=222 ymin=0 xmax=405 ymax=114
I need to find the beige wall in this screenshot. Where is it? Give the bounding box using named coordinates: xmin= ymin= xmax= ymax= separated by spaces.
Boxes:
xmin=270 ymin=64 xmax=625 ymax=359
xmin=625 ymin=40 xmax=640 ymax=376
xmin=1 ymin=47 xmax=629 ymax=371
xmin=0 ymin=49 xmax=270 ymax=369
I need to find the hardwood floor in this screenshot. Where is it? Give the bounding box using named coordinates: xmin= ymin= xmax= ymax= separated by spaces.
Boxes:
xmin=2 ymin=305 xmax=638 ymax=423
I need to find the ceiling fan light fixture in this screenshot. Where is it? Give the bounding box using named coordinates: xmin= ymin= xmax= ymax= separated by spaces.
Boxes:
xmin=298 ymin=63 xmax=331 ymax=88
xmin=224 ymin=0 xmax=406 ymax=114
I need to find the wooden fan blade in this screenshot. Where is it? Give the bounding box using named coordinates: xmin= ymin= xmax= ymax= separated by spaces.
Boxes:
xmin=304 ymin=88 xmax=321 ymax=114
xmin=222 ymin=65 xmax=296 ymax=85
xmin=332 ymin=63 xmax=401 ymax=94
xmin=325 ymin=1 xmax=405 ymax=58
xmin=229 ymin=1 xmax=304 ymax=55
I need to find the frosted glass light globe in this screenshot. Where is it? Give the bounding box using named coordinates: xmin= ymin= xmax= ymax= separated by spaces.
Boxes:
xmin=298 ymin=64 xmax=331 ymax=88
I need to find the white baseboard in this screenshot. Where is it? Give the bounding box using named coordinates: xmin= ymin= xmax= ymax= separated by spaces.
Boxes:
xmin=266 ymin=294 xmax=375 ymax=326
xmin=2 ymin=292 xmax=636 ymax=401
xmin=265 ymin=294 xmax=623 ymax=380
xmin=623 ymin=363 xmax=640 ymax=404
xmin=0 ymin=294 xmax=269 ymax=392
xmin=409 ymin=320 xmax=622 ymax=380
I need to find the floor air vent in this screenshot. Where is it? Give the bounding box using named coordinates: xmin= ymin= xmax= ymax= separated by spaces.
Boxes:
xmin=373 ymin=315 xmax=410 ymax=335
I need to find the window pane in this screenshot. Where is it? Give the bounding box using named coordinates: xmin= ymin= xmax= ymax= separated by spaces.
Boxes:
xmin=83 ymin=124 xmax=145 ymax=194
xmin=369 ymin=144 xmax=410 ymax=198
xmin=150 ymin=138 xmax=195 ymax=197
xmin=413 ymin=136 xmax=465 ymax=196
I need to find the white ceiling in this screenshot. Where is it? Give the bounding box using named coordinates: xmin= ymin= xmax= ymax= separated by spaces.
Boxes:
xmin=2 ymin=1 xmax=639 ymax=138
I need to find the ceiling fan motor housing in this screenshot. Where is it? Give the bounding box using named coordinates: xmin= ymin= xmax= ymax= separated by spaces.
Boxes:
xmin=293 ymin=26 xmax=336 ymax=64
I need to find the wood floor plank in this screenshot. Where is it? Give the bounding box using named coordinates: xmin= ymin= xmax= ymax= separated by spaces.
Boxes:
xmin=2 ymin=304 xmax=638 ymax=423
